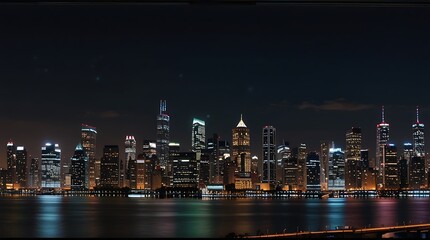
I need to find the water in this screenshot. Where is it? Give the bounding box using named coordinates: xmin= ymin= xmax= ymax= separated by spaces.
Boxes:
xmin=0 ymin=196 xmax=429 ymax=238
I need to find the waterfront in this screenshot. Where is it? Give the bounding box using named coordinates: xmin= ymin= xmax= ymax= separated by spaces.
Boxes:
xmin=0 ymin=196 xmax=430 ymax=238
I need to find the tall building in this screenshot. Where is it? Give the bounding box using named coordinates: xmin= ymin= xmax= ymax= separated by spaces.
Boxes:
xmin=70 ymin=143 xmax=88 ymax=190
xmin=320 ymin=140 xmax=331 ymax=191
xmin=297 ymin=143 xmax=307 ymax=191
xmin=81 ymin=124 xmax=97 ymax=189
xmin=100 ymin=145 xmax=120 ymax=188
xmin=156 ymin=100 xmax=170 ymax=185
xmin=41 ymin=143 xmax=61 ymax=189
xmin=15 ymin=146 xmax=27 ymax=189
xmin=413 ymin=106 xmax=425 ymax=157
xmin=376 ymin=106 xmax=389 ymax=172
xmin=306 ymin=151 xmax=320 ymax=191
xmin=345 ymin=127 xmax=362 ymax=190
xmin=383 ymin=143 xmax=398 ymax=190
xmin=232 ymin=115 xmax=251 ymax=177
xmin=142 ymin=140 xmax=157 ymax=159
xmin=124 ymin=135 xmax=137 ymax=187
xmin=361 ymin=149 xmax=369 ymax=169
xmin=328 ymin=145 xmax=345 ymax=190
xmin=171 ymin=152 xmax=198 ymax=188
xmin=6 ymin=141 xmax=16 ymax=188
xmin=283 ymin=147 xmax=298 ymax=190
xmin=28 ymin=157 xmax=40 ymax=189
xmin=262 ymin=125 xmax=276 ymax=186
xmin=191 ymin=118 xmax=206 ymax=151
xmin=277 ymin=141 xmax=291 ymax=185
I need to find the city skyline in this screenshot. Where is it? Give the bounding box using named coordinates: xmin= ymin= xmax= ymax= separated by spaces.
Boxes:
xmin=0 ymin=3 xmax=429 ymax=167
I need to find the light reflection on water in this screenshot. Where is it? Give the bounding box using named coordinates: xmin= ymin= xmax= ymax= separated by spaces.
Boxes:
xmin=0 ymin=196 xmax=429 ymax=237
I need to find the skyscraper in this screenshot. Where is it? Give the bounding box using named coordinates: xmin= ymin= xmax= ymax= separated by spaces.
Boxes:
xmin=15 ymin=146 xmax=27 ymax=189
xmin=124 ymin=135 xmax=137 ymax=187
xmin=156 ymin=100 xmax=170 ymax=184
xmin=306 ymin=151 xmax=320 ymax=191
xmin=191 ymin=118 xmax=206 ymax=151
xmin=413 ymin=106 xmax=425 ymax=157
xmin=328 ymin=144 xmax=345 ymax=190
xmin=376 ymin=106 xmax=389 ymax=171
xmin=297 ymin=143 xmax=307 ymax=191
xmin=28 ymin=157 xmax=40 ymax=189
xmin=100 ymin=145 xmax=120 ymax=188
xmin=6 ymin=141 xmax=16 ymax=189
xmin=345 ymin=127 xmax=362 ymax=190
xmin=262 ymin=125 xmax=276 ymax=186
xmin=81 ymin=124 xmax=97 ymax=189
xmin=232 ymin=115 xmax=251 ymax=177
xmin=41 ymin=143 xmax=61 ymax=189
xmin=383 ymin=143 xmax=398 ymax=190
xmin=320 ymin=140 xmax=331 ymax=191
xmin=70 ymin=143 xmax=88 ymax=190
xmin=142 ymin=140 xmax=157 ymax=159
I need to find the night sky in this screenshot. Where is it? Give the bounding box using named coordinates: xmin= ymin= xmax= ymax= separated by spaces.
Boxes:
xmin=0 ymin=2 xmax=429 ymax=167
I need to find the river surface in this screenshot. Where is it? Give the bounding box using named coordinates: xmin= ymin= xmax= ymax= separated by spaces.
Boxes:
xmin=0 ymin=196 xmax=429 ymax=238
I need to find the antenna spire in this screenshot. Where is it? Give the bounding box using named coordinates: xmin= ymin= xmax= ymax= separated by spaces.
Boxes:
xmin=417 ymin=105 xmax=420 ymax=123
xmin=382 ymin=105 xmax=385 ymax=123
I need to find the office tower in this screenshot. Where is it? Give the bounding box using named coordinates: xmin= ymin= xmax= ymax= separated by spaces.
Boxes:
xmin=6 ymin=141 xmax=16 ymax=189
xmin=345 ymin=127 xmax=362 ymax=190
xmin=124 ymin=135 xmax=137 ymax=187
xmin=320 ymin=141 xmax=330 ymax=191
xmin=218 ymin=139 xmax=230 ymax=183
xmin=207 ymin=134 xmax=219 ymax=184
xmin=361 ymin=149 xmax=369 ymax=169
xmin=192 ymin=118 xmax=206 ymax=151
xmin=61 ymin=154 xmax=71 ymax=189
xmin=262 ymin=126 xmax=276 ymax=186
xmin=0 ymin=168 xmax=7 ymax=190
xmin=382 ymin=144 xmax=398 ymax=190
xmin=413 ymin=106 xmax=425 ymax=157
xmin=15 ymin=146 xmax=27 ymax=189
xmin=199 ymin=149 xmax=211 ymax=188
xmin=328 ymin=144 xmax=345 ymax=190
xmin=277 ymin=141 xmax=290 ymax=185
xmin=142 ymin=140 xmax=157 ymax=159
xmin=232 ymin=115 xmax=251 ymax=177
xmin=41 ymin=143 xmax=61 ymax=189
xmin=376 ymin=106 xmax=389 ymax=173
xmin=100 ymin=145 xmax=120 ymax=188
xmin=70 ymin=143 xmax=88 ymax=190
xmin=171 ymin=152 xmax=198 ymax=188
xmin=28 ymin=157 xmax=40 ymax=189
xmin=81 ymin=124 xmax=97 ymax=189
xmin=306 ymin=151 xmax=320 ymax=191
xmin=398 ymin=157 xmax=408 ymax=189
xmin=409 ymin=155 xmax=425 ymax=189
xmin=284 ymin=147 xmax=298 ymax=190
xmin=134 ymin=156 xmax=144 ymax=189
xmin=297 ymin=143 xmax=307 ymax=191
xmin=156 ymin=100 xmax=170 ymax=178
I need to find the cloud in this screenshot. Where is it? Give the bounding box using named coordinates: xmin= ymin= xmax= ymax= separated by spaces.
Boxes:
xmin=298 ymin=98 xmax=374 ymax=111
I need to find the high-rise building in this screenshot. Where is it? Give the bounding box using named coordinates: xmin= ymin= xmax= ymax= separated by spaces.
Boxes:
xmin=277 ymin=141 xmax=291 ymax=185
xmin=124 ymin=135 xmax=137 ymax=187
xmin=100 ymin=145 xmax=120 ymax=188
xmin=156 ymin=100 xmax=170 ymax=185
xmin=361 ymin=149 xmax=369 ymax=169
xmin=41 ymin=143 xmax=61 ymax=189
xmin=297 ymin=143 xmax=307 ymax=191
xmin=409 ymin=155 xmax=425 ymax=189
xmin=15 ymin=146 xmax=27 ymax=189
xmin=142 ymin=140 xmax=157 ymax=159
xmin=328 ymin=145 xmax=345 ymax=190
xmin=306 ymin=151 xmax=320 ymax=191
xmin=171 ymin=152 xmax=198 ymax=188
xmin=81 ymin=124 xmax=97 ymax=189
xmin=383 ymin=143 xmax=398 ymax=190
xmin=320 ymin=141 xmax=331 ymax=191
xmin=70 ymin=143 xmax=88 ymax=190
xmin=6 ymin=141 xmax=16 ymax=188
xmin=192 ymin=118 xmax=206 ymax=151
xmin=262 ymin=125 xmax=276 ymax=186
xmin=345 ymin=127 xmax=362 ymax=190
xmin=413 ymin=106 xmax=425 ymax=157
xmin=376 ymin=106 xmax=389 ymax=172
xmin=283 ymin=147 xmax=298 ymax=190
xmin=28 ymin=157 xmax=40 ymax=189
xmin=232 ymin=115 xmax=251 ymax=177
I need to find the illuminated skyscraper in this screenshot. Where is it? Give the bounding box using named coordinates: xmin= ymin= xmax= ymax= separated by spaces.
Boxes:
xmin=6 ymin=141 xmax=16 ymax=188
xmin=277 ymin=141 xmax=290 ymax=185
xmin=413 ymin=106 xmax=425 ymax=157
xmin=376 ymin=106 xmax=389 ymax=170
xmin=320 ymin=140 xmax=331 ymax=191
xmin=156 ymin=100 xmax=170 ymax=183
xmin=41 ymin=143 xmax=61 ymax=189
xmin=383 ymin=143 xmax=398 ymax=190
xmin=297 ymin=143 xmax=307 ymax=191
xmin=232 ymin=115 xmax=251 ymax=177
xmin=124 ymin=135 xmax=136 ymax=187
xmin=70 ymin=143 xmax=88 ymax=190
xmin=328 ymin=144 xmax=345 ymax=190
xmin=306 ymin=151 xmax=320 ymax=191
xmin=81 ymin=124 xmax=97 ymax=189
xmin=100 ymin=145 xmax=120 ymax=188
xmin=28 ymin=157 xmax=40 ymax=189
xmin=192 ymin=118 xmax=206 ymax=151
xmin=171 ymin=152 xmax=198 ymax=188
xmin=262 ymin=125 xmax=276 ymax=186
xmin=345 ymin=127 xmax=362 ymax=190
xmin=15 ymin=146 xmax=27 ymax=189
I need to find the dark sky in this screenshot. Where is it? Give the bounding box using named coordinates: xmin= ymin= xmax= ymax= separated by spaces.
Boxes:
xmin=0 ymin=2 xmax=429 ymax=167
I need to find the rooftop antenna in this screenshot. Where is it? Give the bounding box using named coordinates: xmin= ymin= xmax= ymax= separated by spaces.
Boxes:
xmin=417 ymin=106 xmax=420 ymax=123
xmin=382 ymin=105 xmax=385 ymax=123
